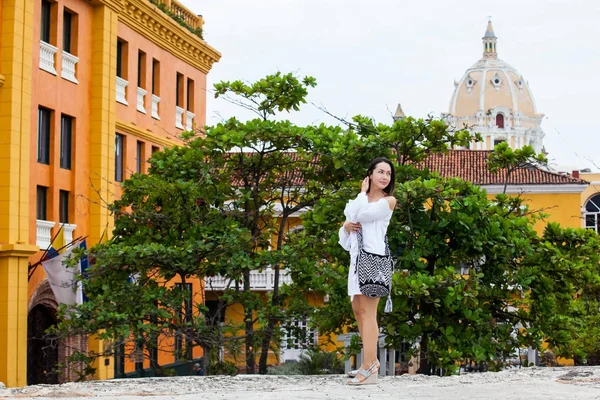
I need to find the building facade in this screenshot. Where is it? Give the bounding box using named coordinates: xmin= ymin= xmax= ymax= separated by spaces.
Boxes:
xmin=0 ymin=0 xmax=220 ymax=387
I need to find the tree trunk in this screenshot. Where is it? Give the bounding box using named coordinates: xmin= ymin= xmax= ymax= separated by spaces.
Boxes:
xmin=243 ymin=269 xmax=255 ymax=374
xmin=258 ymin=215 xmax=287 ymax=374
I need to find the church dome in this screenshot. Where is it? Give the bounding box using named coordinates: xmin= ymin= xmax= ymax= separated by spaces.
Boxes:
xmin=445 ymin=21 xmax=545 ymax=152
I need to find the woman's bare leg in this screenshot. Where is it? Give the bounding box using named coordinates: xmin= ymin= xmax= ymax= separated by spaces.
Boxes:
xmin=352 ymin=295 xmax=380 ymax=373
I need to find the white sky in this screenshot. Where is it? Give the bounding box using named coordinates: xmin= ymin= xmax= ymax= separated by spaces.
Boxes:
xmin=195 ymin=0 xmax=600 ymax=171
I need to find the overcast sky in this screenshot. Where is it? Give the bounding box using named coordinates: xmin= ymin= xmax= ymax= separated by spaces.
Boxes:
xmin=197 ymin=0 xmax=599 ymax=172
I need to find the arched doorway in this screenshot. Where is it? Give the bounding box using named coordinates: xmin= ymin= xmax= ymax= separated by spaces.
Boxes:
xmin=27 ymin=304 xmax=59 ymax=384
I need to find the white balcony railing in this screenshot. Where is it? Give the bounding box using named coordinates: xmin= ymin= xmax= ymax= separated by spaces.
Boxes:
xmin=116 ymin=76 xmax=128 ymax=105
xmin=151 ymin=94 xmax=160 ymax=120
xmin=61 ymin=51 xmax=79 ymax=83
xmin=137 ymin=87 xmax=147 ymax=113
xmin=175 ymin=106 xmax=185 ymax=129
xmin=205 ymin=268 xmax=293 ymax=291
xmin=39 ymin=41 xmax=58 ymax=75
xmin=185 ymin=110 xmax=195 ymax=131
xmin=36 ymin=220 xmax=56 ymax=249
xmin=62 ymin=223 xmax=77 ymax=244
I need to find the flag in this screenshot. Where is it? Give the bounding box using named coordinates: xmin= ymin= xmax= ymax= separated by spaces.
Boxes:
xmin=41 ymin=242 xmax=82 ymax=306
xmin=79 ymin=239 xmax=89 ymax=303
xmin=44 ymin=226 xmax=65 ymax=259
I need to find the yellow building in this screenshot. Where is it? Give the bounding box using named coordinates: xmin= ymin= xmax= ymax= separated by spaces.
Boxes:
xmin=581 ymin=171 xmax=600 ymax=233
xmin=0 ymin=0 xmax=219 ymax=387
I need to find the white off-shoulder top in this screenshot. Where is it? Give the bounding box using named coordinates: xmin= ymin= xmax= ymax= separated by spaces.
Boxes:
xmin=338 ymin=192 xmax=393 ymax=300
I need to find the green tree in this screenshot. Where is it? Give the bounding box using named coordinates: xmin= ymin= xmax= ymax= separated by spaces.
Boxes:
xmin=52 ymin=160 xmax=249 ymax=376
xmin=288 ymin=116 xmax=600 ymax=374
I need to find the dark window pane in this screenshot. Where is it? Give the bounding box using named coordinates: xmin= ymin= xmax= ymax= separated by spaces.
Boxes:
xmin=41 ymin=0 xmax=51 ymax=43
xmin=37 ymin=108 xmax=51 ymax=164
xmin=36 ymin=186 xmax=47 ymax=220
xmin=136 ymin=141 xmax=144 ymax=174
xmin=59 ymin=190 xmax=69 ymax=224
xmin=115 ymin=134 xmax=124 ymax=182
xmin=63 ymin=11 xmax=72 ymax=53
xmin=60 ymin=115 xmax=72 ymax=169
xmin=176 ymin=73 xmax=183 ymax=107
xmin=586 ymin=195 xmax=600 ymax=213
xmin=116 ymin=41 xmax=123 ymax=78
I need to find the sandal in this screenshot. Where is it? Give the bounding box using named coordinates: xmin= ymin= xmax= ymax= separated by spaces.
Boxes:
xmin=347 ymin=361 xmax=379 ymax=385
xmin=347 ymin=360 xmax=380 ymax=378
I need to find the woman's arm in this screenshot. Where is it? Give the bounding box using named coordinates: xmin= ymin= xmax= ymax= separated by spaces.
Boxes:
xmin=355 ymin=196 xmax=395 ymax=223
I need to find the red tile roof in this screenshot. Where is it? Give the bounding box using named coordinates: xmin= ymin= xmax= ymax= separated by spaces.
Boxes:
xmin=421 ymin=150 xmax=588 ymax=186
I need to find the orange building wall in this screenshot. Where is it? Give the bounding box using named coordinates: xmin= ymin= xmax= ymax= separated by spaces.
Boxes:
xmin=29 ymin=0 xmax=95 ymax=250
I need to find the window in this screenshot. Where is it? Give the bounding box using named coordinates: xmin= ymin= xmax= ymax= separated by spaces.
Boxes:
xmin=496 ymin=114 xmax=504 ymax=129
xmin=205 ymin=300 xmax=226 ymax=326
xmin=186 ymin=78 xmax=194 ymax=112
xmin=37 ymin=107 xmax=51 ymax=164
xmin=151 ymin=145 xmax=159 ymax=154
xmin=116 ymin=40 xmax=128 ymax=79
xmin=493 ymin=139 xmax=506 ymax=147
xmin=585 ymin=194 xmax=600 ymax=233
xmin=137 ymin=50 xmax=146 ymax=88
xmin=281 ymin=317 xmax=318 ymax=351
xmin=152 ymin=59 xmax=160 ymax=95
xmin=176 ymin=73 xmax=184 ymax=107
xmin=41 ymin=0 xmax=51 ymax=43
xmin=136 ymin=141 xmax=144 ymax=174
xmin=59 ymin=190 xmax=69 ymax=224
xmin=36 ymin=186 xmax=48 ymax=220
xmin=63 ymin=10 xmax=72 ymax=53
xmin=60 ymin=115 xmax=73 ymax=169
xmin=115 ymin=133 xmax=124 ymax=182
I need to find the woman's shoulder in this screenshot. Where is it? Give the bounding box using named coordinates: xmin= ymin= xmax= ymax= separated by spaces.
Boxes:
xmin=384 ymin=196 xmax=396 ymax=210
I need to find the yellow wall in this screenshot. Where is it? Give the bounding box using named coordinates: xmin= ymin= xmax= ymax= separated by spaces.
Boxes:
xmin=486 ymin=191 xmax=584 ymax=231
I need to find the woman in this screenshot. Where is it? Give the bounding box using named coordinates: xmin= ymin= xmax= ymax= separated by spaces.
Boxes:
xmin=338 ymin=157 xmax=396 ymax=385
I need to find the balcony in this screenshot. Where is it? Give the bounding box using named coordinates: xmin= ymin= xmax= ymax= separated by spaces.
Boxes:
xmin=151 ymin=94 xmax=161 ymax=120
xmin=39 ymin=41 xmax=58 ymax=75
xmin=61 ymin=51 xmax=79 ymax=83
xmin=185 ymin=110 xmax=195 ymax=131
xmin=62 ymin=223 xmax=77 ymax=244
xmin=116 ymin=77 xmax=129 ymax=105
xmin=36 ymin=220 xmax=56 ymax=249
xmin=175 ymin=106 xmax=185 ymax=129
xmin=149 ymin=0 xmax=204 ymax=39
xmin=205 ymin=268 xmax=293 ymax=291
xmin=137 ymin=87 xmax=147 ymax=113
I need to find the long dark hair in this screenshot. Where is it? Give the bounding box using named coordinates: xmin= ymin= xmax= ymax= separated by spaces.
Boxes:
xmin=366 ymin=157 xmax=395 ymax=195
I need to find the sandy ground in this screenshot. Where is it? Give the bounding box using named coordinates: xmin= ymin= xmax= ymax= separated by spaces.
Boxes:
xmin=2 ymin=366 xmax=600 ymax=400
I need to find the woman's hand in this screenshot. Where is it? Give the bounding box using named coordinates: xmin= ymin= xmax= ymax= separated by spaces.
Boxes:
xmin=344 ymin=221 xmax=361 ymax=234
xmin=360 ymin=177 xmax=369 ymax=193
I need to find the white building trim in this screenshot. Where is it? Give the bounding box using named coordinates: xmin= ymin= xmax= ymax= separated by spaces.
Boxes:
xmin=483 ymin=184 xmax=587 ymax=195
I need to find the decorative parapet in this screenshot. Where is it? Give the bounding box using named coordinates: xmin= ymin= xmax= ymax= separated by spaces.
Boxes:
xmin=62 ymin=223 xmax=77 ymax=243
xmin=185 ymin=110 xmax=194 ymax=131
xmin=39 ymin=41 xmax=58 ymax=75
xmin=205 ymin=268 xmax=293 ymax=291
xmin=61 ymin=51 xmax=79 ymax=83
xmin=151 ymin=94 xmax=160 ymax=119
xmin=116 ymin=77 xmax=129 ymax=105
xmin=175 ymin=106 xmax=185 ymax=129
xmin=137 ymin=87 xmax=147 ymax=113
xmin=100 ymin=0 xmax=220 ymax=74
xmin=36 ymin=220 xmax=56 ymax=249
